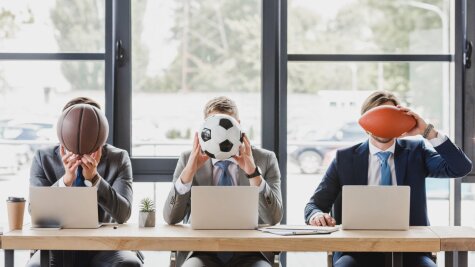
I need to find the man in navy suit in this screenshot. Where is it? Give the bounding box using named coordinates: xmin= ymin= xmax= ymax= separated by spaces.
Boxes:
xmin=304 ymin=91 xmax=472 ymax=267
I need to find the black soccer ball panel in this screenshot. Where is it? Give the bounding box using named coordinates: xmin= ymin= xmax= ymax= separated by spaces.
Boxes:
xmin=219 ymin=118 xmax=234 ymax=130
xmin=201 ymin=128 xmax=212 ymax=142
xmin=219 ymin=139 xmax=234 ymax=152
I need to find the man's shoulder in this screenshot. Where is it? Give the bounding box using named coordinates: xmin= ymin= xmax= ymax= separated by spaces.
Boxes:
xmin=251 ymin=147 xmax=276 ymax=160
xmin=396 ymin=138 xmax=425 ymax=149
xmin=34 ymin=145 xmax=60 ymax=159
xmin=102 ymin=144 xmax=129 ymax=162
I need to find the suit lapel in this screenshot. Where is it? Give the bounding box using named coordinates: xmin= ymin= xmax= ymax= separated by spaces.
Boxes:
xmin=353 ymin=141 xmax=369 ymax=185
xmin=195 ymin=159 xmax=214 ymax=185
xmin=394 ymin=140 xmax=408 ymax=185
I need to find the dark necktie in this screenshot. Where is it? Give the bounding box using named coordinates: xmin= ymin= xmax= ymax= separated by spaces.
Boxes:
xmin=73 ymin=165 xmax=86 ymax=187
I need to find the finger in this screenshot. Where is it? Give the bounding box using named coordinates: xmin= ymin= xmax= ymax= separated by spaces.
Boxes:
xmin=60 ymin=145 xmax=65 ymax=157
xmin=319 ymin=216 xmax=327 ymax=226
xmin=331 ymin=218 xmax=336 ymax=226
xmin=312 ymin=218 xmax=321 ymax=226
xmin=324 ymin=214 xmax=335 ymax=226
xmin=62 ymin=151 xmax=72 ymax=163
xmin=193 ymin=132 xmax=199 ymax=150
xmin=95 ymin=147 xmax=102 ymax=161
xmin=310 ymin=218 xmax=319 ymax=226
xmin=81 ymin=157 xmax=93 ymax=169
xmin=81 ymin=155 xmax=96 ymax=168
xmin=83 ymin=154 xmax=97 ymax=165
xmin=243 ymin=134 xmax=251 ymax=147
xmin=69 ymin=160 xmax=81 ymax=173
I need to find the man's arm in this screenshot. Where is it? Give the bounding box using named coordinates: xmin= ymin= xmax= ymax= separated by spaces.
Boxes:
xmin=304 ymin=157 xmax=341 ymax=224
xmin=163 ymin=152 xmax=191 ymax=225
xmin=96 ymin=150 xmax=133 ymax=224
xmin=257 ymin=152 xmax=283 ymax=225
xmin=30 ymin=150 xmax=53 ymax=186
xmin=424 ymin=138 xmax=472 ymax=178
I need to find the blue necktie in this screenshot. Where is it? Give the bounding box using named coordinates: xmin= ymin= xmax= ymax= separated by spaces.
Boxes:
xmin=214 ymin=160 xmax=234 ymax=263
xmin=73 ymin=165 xmax=86 ymax=187
xmin=376 ymin=151 xmax=392 ymax=186
xmin=215 ymin=161 xmax=233 ymax=186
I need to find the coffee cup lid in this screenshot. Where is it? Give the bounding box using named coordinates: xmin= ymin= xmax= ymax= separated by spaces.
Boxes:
xmin=7 ymin=197 xmax=25 ymax=202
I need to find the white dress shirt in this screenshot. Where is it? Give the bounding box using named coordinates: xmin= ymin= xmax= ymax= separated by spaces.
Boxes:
xmin=367 ymin=133 xmax=447 ymax=185
xmin=175 ymin=158 xmax=267 ymax=195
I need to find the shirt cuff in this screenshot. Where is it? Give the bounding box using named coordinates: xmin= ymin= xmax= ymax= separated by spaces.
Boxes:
xmin=174 ymin=177 xmax=192 ymax=195
xmin=428 ymin=131 xmax=448 ymax=147
xmin=58 ymin=177 xmax=67 ymax=187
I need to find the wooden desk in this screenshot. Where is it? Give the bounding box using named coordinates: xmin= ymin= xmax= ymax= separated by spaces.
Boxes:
xmin=1 ymin=224 xmax=440 ymax=267
xmin=429 ymin=226 xmax=475 ymax=267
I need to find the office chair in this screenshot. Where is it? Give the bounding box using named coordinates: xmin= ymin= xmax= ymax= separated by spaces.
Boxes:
xmin=169 ymin=251 xmax=281 ymax=267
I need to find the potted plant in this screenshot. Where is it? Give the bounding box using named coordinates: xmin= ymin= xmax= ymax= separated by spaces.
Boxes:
xmin=139 ymin=197 xmax=156 ymax=227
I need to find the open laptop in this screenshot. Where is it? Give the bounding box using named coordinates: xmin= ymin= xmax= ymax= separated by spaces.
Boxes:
xmin=191 ymin=186 xmax=258 ymax=230
xmin=342 ymin=185 xmax=410 ymax=230
xmin=30 ymin=187 xmax=101 ymax=229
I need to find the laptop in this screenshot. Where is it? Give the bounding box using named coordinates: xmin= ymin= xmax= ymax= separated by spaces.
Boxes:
xmin=342 ymin=185 xmax=410 ymax=230
xmin=29 ymin=187 xmax=101 ymax=229
xmin=191 ymin=186 xmax=258 ymax=230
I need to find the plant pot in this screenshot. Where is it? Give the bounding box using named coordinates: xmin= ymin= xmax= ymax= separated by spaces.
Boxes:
xmin=139 ymin=211 xmax=156 ymax=227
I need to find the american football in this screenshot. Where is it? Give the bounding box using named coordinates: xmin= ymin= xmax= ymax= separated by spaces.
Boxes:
xmin=358 ymin=105 xmax=417 ymax=138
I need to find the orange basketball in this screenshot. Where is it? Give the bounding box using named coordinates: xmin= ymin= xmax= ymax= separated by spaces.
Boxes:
xmin=56 ymin=104 xmax=109 ymax=155
xmin=358 ymin=105 xmax=417 ymax=139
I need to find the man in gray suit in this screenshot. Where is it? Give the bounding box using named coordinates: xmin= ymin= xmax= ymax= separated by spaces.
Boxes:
xmin=163 ymin=96 xmax=283 ymax=267
xmin=27 ymin=97 xmax=142 ymax=267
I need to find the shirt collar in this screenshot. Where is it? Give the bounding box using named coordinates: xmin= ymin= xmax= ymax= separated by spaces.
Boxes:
xmin=368 ymin=140 xmax=396 ymax=156
xmin=211 ymin=157 xmax=237 ymax=166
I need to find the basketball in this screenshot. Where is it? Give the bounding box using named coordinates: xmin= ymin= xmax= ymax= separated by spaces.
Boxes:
xmin=56 ymin=104 xmax=109 ymax=155
xmin=358 ymin=105 xmax=417 ymax=139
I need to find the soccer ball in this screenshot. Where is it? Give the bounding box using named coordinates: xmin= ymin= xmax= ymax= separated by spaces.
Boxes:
xmin=198 ymin=114 xmax=243 ymax=160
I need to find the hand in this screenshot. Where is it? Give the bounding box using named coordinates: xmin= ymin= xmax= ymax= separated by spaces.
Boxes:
xmin=398 ymin=105 xmax=437 ymax=139
xmin=81 ymin=147 xmax=102 ymax=180
xmin=233 ymin=134 xmax=256 ymax=175
xmin=60 ymin=145 xmax=81 ymax=186
xmin=181 ymin=133 xmax=210 ymax=184
xmin=309 ymin=212 xmax=336 ymax=227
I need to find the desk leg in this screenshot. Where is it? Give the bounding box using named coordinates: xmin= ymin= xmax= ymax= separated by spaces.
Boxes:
xmin=445 ymin=251 xmax=455 ymax=267
xmin=392 ymin=252 xmax=403 ymax=267
xmin=459 ymin=251 xmax=468 ymax=267
xmin=40 ymin=250 xmax=50 ymax=267
xmin=5 ymin=250 xmax=14 ymax=267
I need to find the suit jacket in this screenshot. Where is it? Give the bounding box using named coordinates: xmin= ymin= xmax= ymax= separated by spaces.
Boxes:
xmin=304 ymin=138 xmax=472 ymax=226
xmin=163 ymin=147 xmax=283 ymax=265
xmin=30 ymin=144 xmax=133 ymax=224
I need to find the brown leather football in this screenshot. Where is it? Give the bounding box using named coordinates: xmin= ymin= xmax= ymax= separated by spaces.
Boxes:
xmin=56 ymin=104 xmax=109 ymax=155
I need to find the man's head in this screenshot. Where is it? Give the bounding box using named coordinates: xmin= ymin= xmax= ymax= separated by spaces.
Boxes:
xmin=203 ymin=96 xmax=240 ymax=122
xmin=361 ymin=91 xmax=401 ymax=143
xmin=63 ymin=97 xmax=101 ymax=111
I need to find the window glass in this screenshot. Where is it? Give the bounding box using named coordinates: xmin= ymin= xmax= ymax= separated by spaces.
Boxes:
xmin=288 ymin=0 xmax=451 ymax=54
xmin=0 ymin=0 xmax=105 ymax=52
xmin=131 ymin=0 xmax=262 ymax=157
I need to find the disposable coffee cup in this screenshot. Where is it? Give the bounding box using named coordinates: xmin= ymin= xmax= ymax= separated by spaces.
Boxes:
xmin=6 ymin=197 xmax=26 ymax=230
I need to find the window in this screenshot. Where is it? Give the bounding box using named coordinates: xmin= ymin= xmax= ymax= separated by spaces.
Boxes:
xmin=131 ymin=0 xmax=262 ymax=158
xmin=285 ymin=0 xmax=454 ymax=265
xmin=0 ymin=1 xmax=106 ymax=264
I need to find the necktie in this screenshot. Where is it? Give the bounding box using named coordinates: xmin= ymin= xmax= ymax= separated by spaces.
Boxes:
xmin=73 ymin=165 xmax=86 ymax=187
xmin=376 ymin=151 xmax=392 ymax=186
xmin=215 ymin=161 xmax=233 ymax=186
xmin=214 ymin=160 xmax=234 ymax=262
